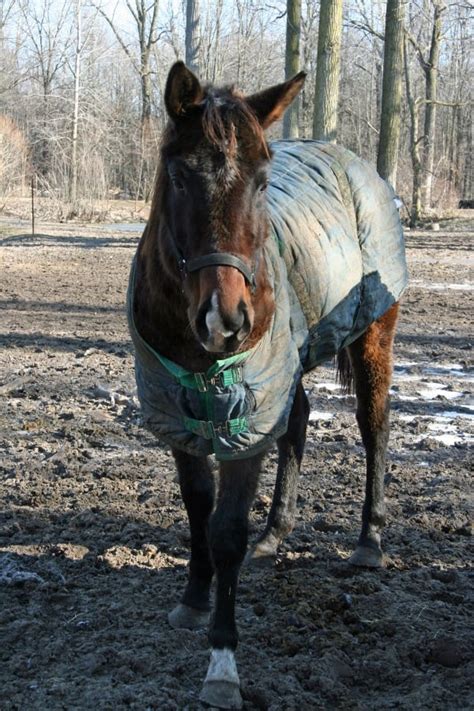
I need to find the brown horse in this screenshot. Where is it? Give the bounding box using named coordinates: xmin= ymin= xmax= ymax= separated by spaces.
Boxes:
xmin=129 ymin=61 xmax=403 ymax=709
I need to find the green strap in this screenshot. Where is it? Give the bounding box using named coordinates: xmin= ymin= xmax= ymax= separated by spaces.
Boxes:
xmin=183 ymin=416 xmax=249 ymax=440
xmin=156 ymin=352 xmax=245 ymax=391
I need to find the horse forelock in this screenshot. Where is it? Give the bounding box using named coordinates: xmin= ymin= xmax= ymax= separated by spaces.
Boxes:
xmin=201 ymin=87 xmax=268 ymax=164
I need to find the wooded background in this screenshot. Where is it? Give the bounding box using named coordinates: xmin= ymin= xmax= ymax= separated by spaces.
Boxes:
xmin=0 ymin=0 xmax=471 ymax=224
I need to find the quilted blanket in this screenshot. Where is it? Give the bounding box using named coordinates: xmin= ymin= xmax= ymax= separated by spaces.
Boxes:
xmin=268 ymin=140 xmax=408 ymax=367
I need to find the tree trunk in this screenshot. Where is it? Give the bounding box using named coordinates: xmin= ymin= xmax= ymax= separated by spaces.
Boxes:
xmin=70 ymin=0 xmax=81 ymax=202
xmin=422 ymin=0 xmax=444 ymax=208
xmin=141 ymin=70 xmax=153 ymax=124
xmin=377 ymin=0 xmax=405 ymax=188
xmin=185 ymin=0 xmax=200 ymax=75
xmin=461 ymin=110 xmax=473 ymax=201
xmin=283 ymin=0 xmax=301 ymax=139
xmin=404 ymin=36 xmax=422 ymax=226
xmin=312 ymin=0 xmax=343 ymax=142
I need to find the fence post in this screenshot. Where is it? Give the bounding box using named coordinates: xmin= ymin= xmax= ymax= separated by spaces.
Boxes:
xmin=31 ymin=175 xmax=35 ymax=237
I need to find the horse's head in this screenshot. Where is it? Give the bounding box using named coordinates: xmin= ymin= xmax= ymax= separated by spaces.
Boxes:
xmin=158 ymin=61 xmax=305 ymax=355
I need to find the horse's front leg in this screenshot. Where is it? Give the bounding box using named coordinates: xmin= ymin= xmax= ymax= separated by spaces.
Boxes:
xmin=168 ymin=449 xmax=215 ymax=629
xmin=250 ymin=381 xmax=309 ymax=562
xmin=200 ymin=454 xmax=263 ymax=710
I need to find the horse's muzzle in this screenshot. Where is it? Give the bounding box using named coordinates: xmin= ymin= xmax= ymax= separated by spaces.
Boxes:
xmin=195 ymin=293 xmax=251 ymax=354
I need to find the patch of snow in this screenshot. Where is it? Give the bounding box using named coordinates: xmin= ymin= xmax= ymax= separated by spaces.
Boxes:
xmin=432 ymin=434 xmax=471 ymax=446
xmin=312 ymin=382 xmax=341 ymax=392
xmin=424 ymin=363 xmax=464 ymax=372
xmin=391 ymin=392 xmax=418 ymax=401
xmin=417 ymin=388 xmax=463 ymax=400
xmin=398 ymin=411 xmax=474 ymax=423
xmin=438 ymin=408 xmax=474 ymax=418
xmin=394 ymin=362 xmax=471 ymax=380
xmin=309 ymin=410 xmax=334 ymax=422
xmin=427 ymin=422 xmax=457 ymax=433
xmin=410 ymin=281 xmax=474 ymax=291
xmin=393 ymin=373 xmax=425 ymax=382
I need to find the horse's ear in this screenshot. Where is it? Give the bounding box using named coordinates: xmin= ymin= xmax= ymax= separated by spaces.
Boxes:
xmin=245 ymin=72 xmax=306 ymax=129
xmin=165 ymin=61 xmax=204 ymax=121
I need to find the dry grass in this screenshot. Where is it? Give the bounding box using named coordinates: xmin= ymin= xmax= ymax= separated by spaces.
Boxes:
xmin=0 ymin=196 xmax=151 ymax=224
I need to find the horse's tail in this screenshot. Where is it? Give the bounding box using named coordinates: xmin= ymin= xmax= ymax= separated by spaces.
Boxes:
xmin=337 ymin=348 xmax=353 ymax=394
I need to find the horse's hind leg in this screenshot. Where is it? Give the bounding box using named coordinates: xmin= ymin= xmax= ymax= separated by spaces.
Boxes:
xmin=168 ymin=450 xmax=215 ymax=629
xmin=250 ymin=380 xmax=309 ymax=562
xmin=346 ymin=303 xmax=399 ymax=568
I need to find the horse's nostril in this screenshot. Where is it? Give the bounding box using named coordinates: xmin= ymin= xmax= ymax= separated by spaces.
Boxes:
xmin=223 ymin=309 xmax=245 ymax=334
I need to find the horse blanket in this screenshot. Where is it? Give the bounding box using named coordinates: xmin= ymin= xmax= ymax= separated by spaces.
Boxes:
xmin=128 ymin=140 xmax=408 ymax=460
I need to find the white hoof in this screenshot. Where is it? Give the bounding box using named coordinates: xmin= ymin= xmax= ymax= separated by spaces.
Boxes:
xmin=200 ymin=680 xmax=243 ymax=709
xmin=200 ymin=648 xmax=242 ymax=709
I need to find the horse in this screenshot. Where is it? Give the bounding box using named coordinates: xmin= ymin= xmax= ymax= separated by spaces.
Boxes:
xmin=128 ymin=61 xmax=407 ymax=709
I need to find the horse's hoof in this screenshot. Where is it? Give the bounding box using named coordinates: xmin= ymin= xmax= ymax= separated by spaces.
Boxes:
xmin=245 ymin=534 xmax=279 ymax=567
xmin=201 ymin=648 xmax=241 ymax=708
xmin=199 ymin=681 xmax=243 ymax=709
xmin=167 ymin=603 xmax=210 ymax=630
xmin=349 ymin=545 xmax=384 ymax=568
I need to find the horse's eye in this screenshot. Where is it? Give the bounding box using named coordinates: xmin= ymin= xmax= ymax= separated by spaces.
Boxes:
xmin=258 ymin=180 xmax=268 ymax=193
xmin=171 ymin=176 xmax=186 ymax=193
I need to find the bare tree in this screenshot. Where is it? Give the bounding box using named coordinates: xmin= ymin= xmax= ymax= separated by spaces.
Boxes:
xmin=185 ymin=0 xmax=200 ymax=75
xmin=313 ymin=0 xmax=343 ymax=142
xmin=300 ymin=0 xmax=319 ymax=138
xmin=69 ymin=0 xmax=82 ymax=202
xmin=283 ymin=0 xmax=301 ymax=138
xmin=93 ymin=0 xmax=159 ymax=128
xmin=405 ymin=0 xmax=446 ymax=208
xmin=199 ymin=0 xmax=224 ymax=83
xmin=403 ymin=33 xmax=422 ymax=225
xmin=18 ymin=0 xmax=73 ymax=100
xmin=421 ymin=0 xmax=445 ymax=208
xmin=18 ymin=0 xmax=73 ymax=177
xmin=93 ymin=0 xmax=160 ymax=198
xmin=377 ymin=0 xmax=406 ymax=189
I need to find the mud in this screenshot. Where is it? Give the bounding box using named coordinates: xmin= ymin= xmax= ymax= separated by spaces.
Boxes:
xmin=0 ymin=217 xmax=472 ymax=710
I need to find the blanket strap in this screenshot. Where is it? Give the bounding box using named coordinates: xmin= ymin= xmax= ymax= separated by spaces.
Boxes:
xmin=143 ymin=346 xmax=246 ymax=392
xmin=190 ymin=366 xmax=244 ymax=392
xmin=184 ymin=416 xmax=249 ymax=439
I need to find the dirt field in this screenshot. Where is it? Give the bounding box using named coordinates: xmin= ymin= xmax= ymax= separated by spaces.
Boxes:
xmin=0 ymin=215 xmax=472 ymax=710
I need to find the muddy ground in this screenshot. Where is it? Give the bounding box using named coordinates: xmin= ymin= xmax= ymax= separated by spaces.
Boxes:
xmin=0 ymin=215 xmax=472 ymax=710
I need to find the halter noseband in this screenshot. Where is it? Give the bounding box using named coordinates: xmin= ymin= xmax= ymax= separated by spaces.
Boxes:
xmin=186 ymin=252 xmax=259 ymax=293
xmin=170 ymin=235 xmax=260 ymax=294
